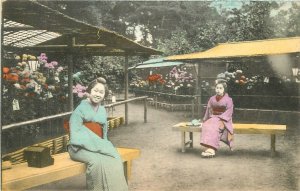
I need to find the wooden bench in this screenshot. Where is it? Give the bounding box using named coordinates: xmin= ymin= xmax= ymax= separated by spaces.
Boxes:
xmin=2 ymin=147 xmax=140 ymax=191
xmin=172 ymin=122 xmax=286 ymax=157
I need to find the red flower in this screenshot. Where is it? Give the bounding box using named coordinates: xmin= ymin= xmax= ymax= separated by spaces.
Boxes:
xmin=4 ymin=73 xmax=19 ymax=82
xmin=3 ymin=67 xmax=9 ymax=74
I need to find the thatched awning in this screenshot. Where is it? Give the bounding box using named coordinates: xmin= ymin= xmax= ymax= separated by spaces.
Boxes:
xmin=166 ymin=37 xmax=300 ymax=61
xmin=129 ymin=57 xmax=184 ymax=69
xmin=3 ymin=0 xmax=162 ymax=56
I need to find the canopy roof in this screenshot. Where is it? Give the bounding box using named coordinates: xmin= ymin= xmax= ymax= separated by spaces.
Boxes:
xmin=2 ymin=0 xmax=162 ymax=56
xmin=166 ymin=37 xmax=300 ymax=61
xmin=129 ymin=57 xmax=183 ymax=69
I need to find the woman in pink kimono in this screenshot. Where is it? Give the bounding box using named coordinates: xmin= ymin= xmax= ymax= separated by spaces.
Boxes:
xmin=200 ymin=82 xmax=234 ymax=158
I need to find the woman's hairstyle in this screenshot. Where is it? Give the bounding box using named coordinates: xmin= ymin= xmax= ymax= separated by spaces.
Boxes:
xmin=86 ymin=77 xmax=109 ymax=97
xmin=215 ymin=81 xmax=228 ymax=92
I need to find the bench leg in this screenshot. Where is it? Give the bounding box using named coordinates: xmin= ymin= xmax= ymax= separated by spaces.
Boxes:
xmin=189 ymin=132 xmax=193 ymax=148
xmin=271 ymin=134 xmax=276 ymax=157
xmin=123 ymin=161 xmax=132 ymax=183
xmin=181 ymin=131 xmax=186 ymax=152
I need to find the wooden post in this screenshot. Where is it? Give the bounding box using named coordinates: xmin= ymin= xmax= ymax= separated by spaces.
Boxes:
xmin=191 ymin=98 xmax=195 ymax=118
xmin=67 ymin=36 xmax=75 ymax=111
xmin=144 ymin=98 xmax=147 ymax=123
xmin=154 ymin=95 xmax=158 ymax=109
xmin=271 ymin=134 xmax=276 ymax=157
xmin=197 ymin=64 xmax=202 ymax=117
xmin=52 ymin=139 xmax=57 ymax=154
xmin=181 ymin=131 xmax=186 ymax=152
xmin=62 ymin=135 xmax=68 ymax=151
xmin=189 ymin=132 xmax=193 ymax=148
xmin=124 ymin=55 xmax=129 ymax=125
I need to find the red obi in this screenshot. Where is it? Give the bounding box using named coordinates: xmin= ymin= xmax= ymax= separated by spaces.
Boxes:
xmin=64 ymin=121 xmax=103 ymax=138
xmin=212 ymin=106 xmax=226 ymax=115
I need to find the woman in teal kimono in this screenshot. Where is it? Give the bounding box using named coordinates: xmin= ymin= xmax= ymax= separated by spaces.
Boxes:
xmin=68 ymin=77 xmax=128 ymax=191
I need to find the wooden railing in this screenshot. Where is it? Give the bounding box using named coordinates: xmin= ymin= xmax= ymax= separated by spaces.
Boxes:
xmin=2 ymin=96 xmax=148 ymax=131
xmin=2 ymin=96 xmax=148 ymax=154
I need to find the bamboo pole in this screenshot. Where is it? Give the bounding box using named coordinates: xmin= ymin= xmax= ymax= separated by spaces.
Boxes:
xmin=67 ymin=36 xmax=75 ymax=111
xmin=192 ymin=98 xmax=195 ymax=118
xmin=124 ymin=55 xmax=129 ymax=125
xmin=105 ymin=96 xmax=148 ymax=107
xmin=2 ymin=112 xmax=72 ymax=130
xmin=144 ymin=98 xmax=147 ymax=123
xmin=3 ymin=97 xmax=147 ymax=131
xmin=53 ymin=139 xmax=57 ymax=154
xmin=197 ymin=64 xmax=202 ymax=117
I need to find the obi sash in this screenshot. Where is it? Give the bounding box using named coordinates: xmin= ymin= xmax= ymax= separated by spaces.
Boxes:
xmin=212 ymin=106 xmax=226 ymax=115
xmin=64 ymin=120 xmax=103 ymax=138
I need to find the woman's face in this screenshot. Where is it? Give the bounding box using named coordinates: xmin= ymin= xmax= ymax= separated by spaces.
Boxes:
xmin=215 ymin=84 xmax=225 ymax=96
xmin=89 ymin=83 xmax=105 ymax=105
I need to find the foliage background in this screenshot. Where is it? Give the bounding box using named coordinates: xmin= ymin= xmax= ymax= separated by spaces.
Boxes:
xmin=2 ymin=1 xmax=300 ymax=152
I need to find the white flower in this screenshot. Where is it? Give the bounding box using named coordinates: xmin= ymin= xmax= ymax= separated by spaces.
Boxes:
xmin=14 ymin=83 xmax=21 ymax=89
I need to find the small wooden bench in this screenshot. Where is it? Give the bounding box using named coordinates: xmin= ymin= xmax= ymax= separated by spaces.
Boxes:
xmin=172 ymin=122 xmax=286 ymax=157
xmin=2 ymin=147 xmax=140 ymax=191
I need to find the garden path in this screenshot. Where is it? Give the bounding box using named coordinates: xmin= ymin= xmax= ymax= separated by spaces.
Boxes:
xmin=28 ymin=102 xmax=299 ymax=191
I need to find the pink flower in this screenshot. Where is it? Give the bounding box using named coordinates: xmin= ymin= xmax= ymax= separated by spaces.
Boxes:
xmin=73 ymin=84 xmax=87 ymax=97
xmin=44 ymin=63 xmax=55 ymax=69
xmin=78 ymin=92 xmax=87 ymax=98
xmin=38 ymin=53 xmax=48 ymax=62
xmin=51 ymin=61 xmax=58 ymax=66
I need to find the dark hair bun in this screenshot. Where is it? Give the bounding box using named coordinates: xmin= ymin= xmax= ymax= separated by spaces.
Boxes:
xmin=97 ymin=77 xmax=106 ymax=84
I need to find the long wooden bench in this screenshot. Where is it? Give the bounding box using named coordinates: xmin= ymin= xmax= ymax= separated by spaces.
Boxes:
xmin=2 ymin=147 xmax=140 ymax=191
xmin=173 ymin=122 xmax=286 ymax=157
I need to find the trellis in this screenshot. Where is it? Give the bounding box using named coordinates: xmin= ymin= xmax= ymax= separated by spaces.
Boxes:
xmin=1 ymin=0 xmax=162 ymax=152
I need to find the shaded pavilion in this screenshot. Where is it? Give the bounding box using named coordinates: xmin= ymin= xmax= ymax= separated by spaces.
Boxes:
xmin=2 ymin=0 xmax=162 ymax=132
xmin=129 ymin=57 xmax=183 ymax=69
xmin=166 ymin=37 xmax=300 ymax=115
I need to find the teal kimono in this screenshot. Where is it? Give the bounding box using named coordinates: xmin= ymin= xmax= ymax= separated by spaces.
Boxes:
xmin=68 ymin=99 xmax=128 ymax=191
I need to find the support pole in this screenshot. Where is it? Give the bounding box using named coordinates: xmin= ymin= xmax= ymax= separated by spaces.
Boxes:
xmin=271 ymin=134 xmax=276 ymax=157
xmin=124 ymin=55 xmax=129 ymax=125
xmin=197 ymin=64 xmax=202 ymax=117
xmin=67 ymin=36 xmax=75 ymax=111
xmin=189 ymin=132 xmax=193 ymax=148
xmin=181 ymin=131 xmax=186 ymax=152
xmin=144 ymin=98 xmax=147 ymax=123
xmin=191 ymin=98 xmax=195 ymax=118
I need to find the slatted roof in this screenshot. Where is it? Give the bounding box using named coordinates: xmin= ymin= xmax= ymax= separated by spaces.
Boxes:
xmin=3 ymin=19 xmax=61 ymax=48
xmin=2 ymin=0 xmax=162 ymax=56
xmin=166 ymin=37 xmax=300 ymax=62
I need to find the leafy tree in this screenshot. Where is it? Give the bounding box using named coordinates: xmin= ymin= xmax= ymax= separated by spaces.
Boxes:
xmin=221 ymin=1 xmax=278 ymax=42
xmin=272 ymin=2 xmax=300 ymax=37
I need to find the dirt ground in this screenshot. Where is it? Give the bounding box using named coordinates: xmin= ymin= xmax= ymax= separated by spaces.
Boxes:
xmin=28 ymin=102 xmax=299 ymax=191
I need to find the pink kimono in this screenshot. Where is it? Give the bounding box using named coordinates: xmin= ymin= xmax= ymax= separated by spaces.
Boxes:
xmin=200 ymin=93 xmax=234 ymax=150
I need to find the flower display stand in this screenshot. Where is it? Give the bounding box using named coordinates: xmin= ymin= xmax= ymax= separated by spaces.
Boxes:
xmin=107 ymin=116 xmax=125 ymax=129
xmin=2 ymin=135 xmax=69 ymax=165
